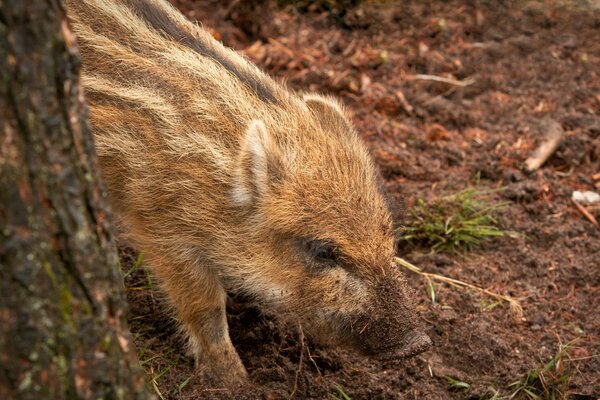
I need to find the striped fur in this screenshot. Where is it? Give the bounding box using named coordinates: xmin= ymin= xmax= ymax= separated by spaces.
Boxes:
xmin=66 ymin=0 xmax=428 ymax=386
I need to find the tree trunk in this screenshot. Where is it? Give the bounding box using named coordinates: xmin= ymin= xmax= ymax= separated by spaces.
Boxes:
xmin=0 ymin=1 xmax=149 ymax=399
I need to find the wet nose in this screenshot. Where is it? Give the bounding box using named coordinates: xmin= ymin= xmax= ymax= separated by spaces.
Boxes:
xmin=395 ymin=330 xmax=432 ymax=358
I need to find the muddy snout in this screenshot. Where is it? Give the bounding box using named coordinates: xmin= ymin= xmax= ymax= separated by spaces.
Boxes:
xmin=378 ymin=330 xmax=432 ymax=360
xmin=355 ymin=276 xmax=431 ymax=360
xmin=356 ymin=324 xmax=432 ymax=361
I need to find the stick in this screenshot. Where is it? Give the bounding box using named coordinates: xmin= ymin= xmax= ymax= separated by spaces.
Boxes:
xmin=394 ymin=257 xmax=523 ymax=318
xmin=593 ymin=172 xmax=600 ymax=181
xmin=572 ymin=199 xmax=599 ymax=227
xmin=413 ymin=74 xmax=475 ymax=87
xmin=395 ymin=90 xmax=414 ymax=114
xmin=524 ymin=118 xmax=565 ymax=171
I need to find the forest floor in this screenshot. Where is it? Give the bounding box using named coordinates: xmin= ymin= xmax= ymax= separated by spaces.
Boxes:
xmin=119 ymin=1 xmax=600 ymax=398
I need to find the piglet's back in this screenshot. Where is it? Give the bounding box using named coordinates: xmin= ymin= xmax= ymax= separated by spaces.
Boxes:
xmin=67 ymin=0 xmax=301 ymax=162
xmin=65 ymin=0 xmax=302 ymax=241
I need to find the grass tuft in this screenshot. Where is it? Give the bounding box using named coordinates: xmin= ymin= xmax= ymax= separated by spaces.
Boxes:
xmin=331 ymin=385 xmax=352 ymax=400
xmin=399 ymin=187 xmax=506 ymax=253
xmin=507 ymin=342 xmax=575 ymax=400
xmin=446 ymin=376 xmax=470 ymax=391
xmin=438 ymin=342 xmax=581 ymax=400
xmin=123 ymin=252 xmax=144 ymax=279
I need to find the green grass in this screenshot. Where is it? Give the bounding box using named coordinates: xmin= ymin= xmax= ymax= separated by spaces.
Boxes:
xmin=328 ymin=345 xmax=576 ymax=400
xmin=122 ymin=252 xmax=156 ymax=290
xmin=471 ymin=342 xmax=578 ymax=400
xmin=143 ymin=349 xmax=179 ymax=400
xmin=123 ymin=252 xmax=144 ymax=279
xmin=172 ymin=375 xmax=193 ymax=397
xmin=331 ymin=385 xmax=351 ymax=400
xmin=399 ymin=186 xmax=506 ymax=253
xmin=506 ymin=343 xmax=575 ymax=400
xmin=446 ymin=376 xmax=470 ymax=391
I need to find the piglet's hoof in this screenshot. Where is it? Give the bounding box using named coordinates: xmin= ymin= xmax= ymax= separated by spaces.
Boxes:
xmin=196 ymin=361 xmax=248 ymax=388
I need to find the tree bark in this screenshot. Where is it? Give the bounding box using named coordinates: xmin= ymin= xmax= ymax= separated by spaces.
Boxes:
xmin=0 ymin=1 xmax=149 ymax=399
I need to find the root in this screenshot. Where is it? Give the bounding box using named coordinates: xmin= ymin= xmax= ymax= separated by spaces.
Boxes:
xmin=289 ymin=321 xmax=305 ymax=399
xmin=524 ymin=118 xmax=565 ymax=172
xmin=413 ymin=74 xmax=475 ymax=87
xmin=394 ymin=257 xmax=523 ymax=318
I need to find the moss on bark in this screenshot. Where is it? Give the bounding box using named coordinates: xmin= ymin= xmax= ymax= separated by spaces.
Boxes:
xmin=0 ymin=1 xmax=149 ymax=399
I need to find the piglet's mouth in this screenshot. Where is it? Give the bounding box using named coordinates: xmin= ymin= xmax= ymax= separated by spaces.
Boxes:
xmin=375 ymin=331 xmax=432 ymax=361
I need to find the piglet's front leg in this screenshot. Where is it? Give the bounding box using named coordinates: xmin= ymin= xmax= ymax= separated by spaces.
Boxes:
xmin=145 ymin=252 xmax=247 ymax=386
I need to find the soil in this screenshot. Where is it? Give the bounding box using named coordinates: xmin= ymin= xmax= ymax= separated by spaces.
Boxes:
xmin=119 ymin=1 xmax=600 ymax=399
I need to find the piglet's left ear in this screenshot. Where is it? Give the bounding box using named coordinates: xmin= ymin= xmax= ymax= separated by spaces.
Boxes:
xmin=231 ymin=120 xmax=285 ymax=207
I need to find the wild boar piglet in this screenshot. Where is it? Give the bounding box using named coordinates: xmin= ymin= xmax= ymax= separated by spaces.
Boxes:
xmin=65 ymin=0 xmax=431 ymax=385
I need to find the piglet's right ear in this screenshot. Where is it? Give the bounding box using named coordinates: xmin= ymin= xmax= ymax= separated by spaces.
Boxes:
xmin=304 ymin=93 xmax=353 ymax=132
xmin=231 ymin=120 xmax=284 ymax=207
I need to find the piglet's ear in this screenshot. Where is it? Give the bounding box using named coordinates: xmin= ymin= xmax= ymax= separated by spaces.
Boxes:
xmin=231 ymin=120 xmax=284 ymax=207
xmin=304 ymin=93 xmax=353 ymax=132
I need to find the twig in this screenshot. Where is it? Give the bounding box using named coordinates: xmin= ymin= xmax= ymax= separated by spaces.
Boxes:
xmin=572 ymin=199 xmax=599 ymax=227
xmin=289 ymin=321 xmax=305 ymax=399
xmin=395 ymin=90 xmax=414 ymax=114
xmin=524 ymin=118 xmax=565 ymax=172
xmin=413 ymin=74 xmax=475 ymax=87
xmin=394 ymin=257 xmax=523 ymax=318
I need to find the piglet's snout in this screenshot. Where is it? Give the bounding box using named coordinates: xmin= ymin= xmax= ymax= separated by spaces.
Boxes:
xmin=396 ymin=330 xmax=431 ymax=358
xmin=377 ymin=330 xmax=432 ymax=360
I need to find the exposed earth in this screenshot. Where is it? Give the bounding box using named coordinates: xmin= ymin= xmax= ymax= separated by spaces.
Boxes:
xmin=119 ymin=1 xmax=600 ymax=398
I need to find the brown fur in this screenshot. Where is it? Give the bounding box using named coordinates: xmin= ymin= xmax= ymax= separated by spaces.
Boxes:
xmin=65 ymin=0 xmax=430 ymax=385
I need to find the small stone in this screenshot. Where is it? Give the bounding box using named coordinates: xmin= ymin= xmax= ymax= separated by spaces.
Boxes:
xmin=572 ymin=190 xmax=600 ymax=204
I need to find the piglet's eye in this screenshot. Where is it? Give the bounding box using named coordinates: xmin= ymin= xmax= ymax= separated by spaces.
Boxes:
xmin=306 ymin=240 xmax=338 ymax=263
